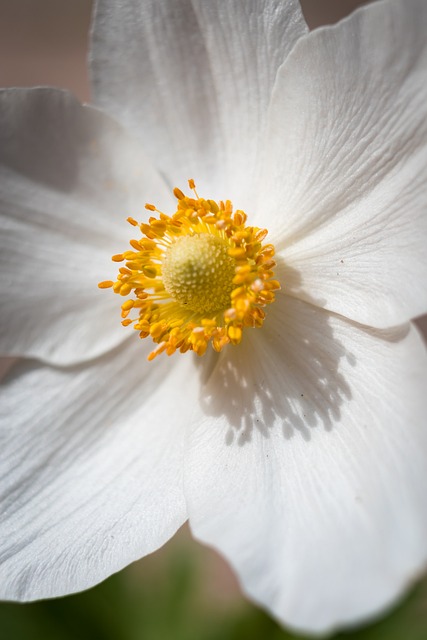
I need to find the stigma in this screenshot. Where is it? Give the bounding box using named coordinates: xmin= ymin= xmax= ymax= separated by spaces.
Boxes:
xmin=99 ymin=180 xmax=280 ymax=360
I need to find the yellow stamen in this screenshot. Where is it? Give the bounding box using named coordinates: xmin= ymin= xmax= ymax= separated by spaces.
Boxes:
xmin=99 ymin=182 xmax=280 ymax=360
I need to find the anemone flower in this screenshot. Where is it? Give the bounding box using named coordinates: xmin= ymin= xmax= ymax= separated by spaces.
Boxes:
xmin=1 ymin=0 xmax=427 ymax=634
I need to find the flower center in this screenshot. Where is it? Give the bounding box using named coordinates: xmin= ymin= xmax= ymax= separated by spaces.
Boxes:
xmin=162 ymin=234 xmax=235 ymax=314
xmin=99 ymin=180 xmax=280 ymax=360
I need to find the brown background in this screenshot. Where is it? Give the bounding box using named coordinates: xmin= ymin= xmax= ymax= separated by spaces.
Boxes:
xmin=0 ymin=0 xmax=370 ymax=101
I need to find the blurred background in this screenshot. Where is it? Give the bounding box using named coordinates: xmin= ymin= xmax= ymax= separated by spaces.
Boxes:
xmin=0 ymin=1 xmax=426 ymax=639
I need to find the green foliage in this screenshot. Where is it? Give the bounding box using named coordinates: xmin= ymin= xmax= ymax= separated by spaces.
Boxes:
xmin=1 ymin=535 xmax=426 ymax=640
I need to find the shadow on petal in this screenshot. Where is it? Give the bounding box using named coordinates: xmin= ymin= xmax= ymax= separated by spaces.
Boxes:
xmin=196 ymin=262 xmax=410 ymax=447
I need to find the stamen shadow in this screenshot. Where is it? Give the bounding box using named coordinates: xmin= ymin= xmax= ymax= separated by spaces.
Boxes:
xmin=196 ymin=261 xmax=356 ymax=446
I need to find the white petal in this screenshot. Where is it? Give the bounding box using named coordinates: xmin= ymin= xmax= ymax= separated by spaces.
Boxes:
xmin=90 ymin=0 xmax=307 ymax=200
xmin=415 ymin=314 xmax=427 ymax=344
xmin=186 ymin=294 xmax=427 ymax=633
xmin=258 ymin=0 xmax=427 ymax=327
xmin=0 ymin=337 xmax=197 ymax=600
xmin=0 ymin=88 xmax=171 ymax=365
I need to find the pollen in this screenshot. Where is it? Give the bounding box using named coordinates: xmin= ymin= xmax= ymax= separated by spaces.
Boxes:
xmin=99 ymin=180 xmax=280 ymax=360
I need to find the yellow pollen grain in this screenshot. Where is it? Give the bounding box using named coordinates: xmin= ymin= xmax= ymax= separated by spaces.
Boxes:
xmin=98 ymin=280 xmax=114 ymax=289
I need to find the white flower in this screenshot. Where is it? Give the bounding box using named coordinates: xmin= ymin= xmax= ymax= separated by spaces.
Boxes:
xmin=1 ymin=0 xmax=427 ymax=634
